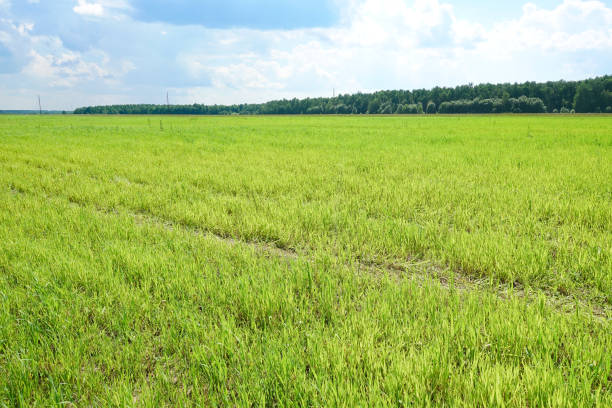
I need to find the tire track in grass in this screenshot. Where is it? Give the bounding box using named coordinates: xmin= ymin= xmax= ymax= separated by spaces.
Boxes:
xmin=4 ymin=154 xmax=612 ymax=309
xmin=2 ymin=182 xmax=611 ymax=320
xmin=91 ymin=201 xmax=612 ymax=321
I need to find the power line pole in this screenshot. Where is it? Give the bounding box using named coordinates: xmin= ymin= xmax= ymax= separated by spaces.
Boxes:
xmin=37 ymin=95 xmax=42 ymax=115
xmin=166 ymin=91 xmax=169 ymax=108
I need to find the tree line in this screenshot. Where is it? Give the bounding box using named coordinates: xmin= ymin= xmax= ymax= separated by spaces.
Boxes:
xmin=74 ymin=75 xmax=611 ymax=115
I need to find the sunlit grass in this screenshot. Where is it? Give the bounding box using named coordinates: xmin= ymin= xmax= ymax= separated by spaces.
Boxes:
xmin=0 ymin=115 xmax=610 ymax=406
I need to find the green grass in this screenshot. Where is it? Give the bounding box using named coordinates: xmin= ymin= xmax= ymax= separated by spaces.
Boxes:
xmin=0 ymin=115 xmax=610 ymax=406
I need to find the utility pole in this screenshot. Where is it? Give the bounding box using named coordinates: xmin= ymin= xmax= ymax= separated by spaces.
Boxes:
xmin=333 ymin=88 xmax=335 ymax=98
xmin=166 ymin=91 xmax=169 ymax=108
xmin=37 ymin=95 xmax=42 ymax=115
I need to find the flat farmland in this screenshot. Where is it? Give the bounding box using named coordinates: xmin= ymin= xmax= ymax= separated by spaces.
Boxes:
xmin=0 ymin=115 xmax=611 ymax=406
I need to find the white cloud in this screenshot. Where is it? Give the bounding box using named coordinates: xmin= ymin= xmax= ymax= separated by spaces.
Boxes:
xmin=2 ymin=0 xmax=612 ymax=109
xmin=185 ymin=0 xmax=612 ymax=102
xmin=73 ymin=0 xmax=104 ymax=17
xmin=174 ymin=0 xmax=483 ymax=100
xmin=21 ymin=47 xmax=135 ymax=87
xmin=481 ymin=0 xmax=612 ymax=55
xmin=336 ymin=0 xmax=485 ymax=48
xmin=73 ymin=0 xmax=130 ymax=18
xmin=0 ymin=17 xmax=134 ymax=88
xmin=23 ymin=50 xmax=108 ymax=86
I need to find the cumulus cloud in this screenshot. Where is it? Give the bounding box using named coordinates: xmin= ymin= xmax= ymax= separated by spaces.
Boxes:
xmin=483 ymin=0 xmax=612 ymax=53
xmin=1 ymin=0 xmax=612 ymax=109
xmin=73 ymin=0 xmax=104 ymax=17
xmin=175 ymin=0 xmax=487 ymax=99
xmin=187 ymin=0 xmax=612 ymax=101
xmin=22 ymin=49 xmax=134 ymax=87
xmin=73 ymin=0 xmax=130 ymax=18
xmin=0 ymin=17 xmax=134 ymax=88
xmin=344 ymin=0 xmax=483 ymax=47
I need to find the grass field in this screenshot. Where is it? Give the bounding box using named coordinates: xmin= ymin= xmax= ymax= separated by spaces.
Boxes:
xmin=0 ymin=115 xmax=610 ymax=406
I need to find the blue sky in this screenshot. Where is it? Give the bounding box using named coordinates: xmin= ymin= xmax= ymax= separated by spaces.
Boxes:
xmin=0 ymin=0 xmax=611 ymax=109
xmin=129 ymin=0 xmax=340 ymax=29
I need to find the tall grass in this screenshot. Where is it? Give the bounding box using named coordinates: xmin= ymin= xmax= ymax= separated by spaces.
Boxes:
xmin=0 ymin=115 xmax=610 ymax=406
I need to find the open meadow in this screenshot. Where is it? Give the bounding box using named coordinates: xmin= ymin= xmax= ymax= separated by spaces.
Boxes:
xmin=0 ymin=114 xmax=611 ymax=406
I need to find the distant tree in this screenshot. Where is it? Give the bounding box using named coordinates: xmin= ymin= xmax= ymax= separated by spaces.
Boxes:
xmin=395 ymin=104 xmax=408 ymax=114
xmin=367 ymin=99 xmax=381 ymax=114
xmin=502 ymin=91 xmax=510 ymax=111
xmin=73 ymin=76 xmax=610 ymax=116
xmin=397 ymin=104 xmax=420 ymax=114
xmin=606 ymin=106 xmax=612 ymax=113
xmin=552 ymin=109 xmax=558 ymax=113
xmin=602 ymin=90 xmax=612 ymax=109
xmin=306 ymin=106 xmax=322 ymax=114
xmin=335 ymin=104 xmax=349 ymax=114
xmin=379 ymin=102 xmax=394 ymax=114
xmin=574 ymin=83 xmax=595 ymax=113
xmin=426 ymin=101 xmax=437 ymax=114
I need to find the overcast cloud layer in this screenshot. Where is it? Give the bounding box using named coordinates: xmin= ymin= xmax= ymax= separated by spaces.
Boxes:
xmin=0 ymin=0 xmax=611 ymax=109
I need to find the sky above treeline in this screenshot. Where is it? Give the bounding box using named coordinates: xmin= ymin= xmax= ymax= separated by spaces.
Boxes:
xmin=0 ymin=0 xmax=611 ymax=109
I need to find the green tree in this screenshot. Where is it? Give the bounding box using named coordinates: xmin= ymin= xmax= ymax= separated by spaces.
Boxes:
xmin=367 ymin=99 xmax=381 ymax=114
xmin=574 ymin=83 xmax=595 ymax=113
xmin=426 ymin=101 xmax=437 ymax=114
